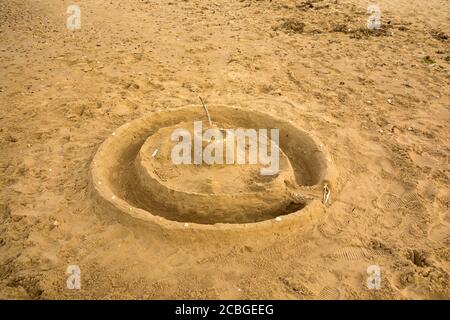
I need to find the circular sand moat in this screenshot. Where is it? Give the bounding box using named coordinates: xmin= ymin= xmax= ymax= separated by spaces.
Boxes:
xmin=90 ymin=105 xmax=334 ymax=236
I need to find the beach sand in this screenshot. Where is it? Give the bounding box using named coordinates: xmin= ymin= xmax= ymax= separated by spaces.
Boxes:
xmin=0 ymin=0 xmax=449 ymax=299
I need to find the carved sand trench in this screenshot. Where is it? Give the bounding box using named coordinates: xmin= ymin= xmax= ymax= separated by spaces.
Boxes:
xmin=90 ymin=105 xmax=335 ymax=237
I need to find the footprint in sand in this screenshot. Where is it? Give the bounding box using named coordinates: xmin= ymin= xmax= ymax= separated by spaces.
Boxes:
xmin=317 ymin=286 xmax=341 ymax=300
xmin=428 ymin=223 xmax=450 ymax=243
xmin=377 ymin=192 xmax=405 ymax=211
xmin=374 ymin=192 xmax=418 ymax=229
xmin=332 ymin=246 xmax=369 ymax=261
xmin=318 ymin=221 xmax=344 ymax=239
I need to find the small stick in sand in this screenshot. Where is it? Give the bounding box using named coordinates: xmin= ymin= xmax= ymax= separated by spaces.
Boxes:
xmin=322 ymin=183 xmax=330 ymax=205
xmin=199 ymin=96 xmax=212 ymax=127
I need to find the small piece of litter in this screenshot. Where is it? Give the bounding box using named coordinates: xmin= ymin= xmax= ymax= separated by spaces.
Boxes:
xmin=152 ymin=148 xmax=159 ymax=157
xmin=275 ymin=217 xmax=282 ymax=221
xmin=323 ymin=184 xmax=331 ymax=205
xmin=184 ymin=223 xmax=189 ymax=227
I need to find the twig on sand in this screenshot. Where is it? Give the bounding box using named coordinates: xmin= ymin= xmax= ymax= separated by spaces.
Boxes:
xmin=199 ymin=96 xmax=212 ymax=127
xmin=322 ymin=183 xmax=331 ymax=205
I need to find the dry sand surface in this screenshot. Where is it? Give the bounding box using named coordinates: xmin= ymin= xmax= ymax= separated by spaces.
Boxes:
xmin=0 ymin=0 xmax=449 ymax=299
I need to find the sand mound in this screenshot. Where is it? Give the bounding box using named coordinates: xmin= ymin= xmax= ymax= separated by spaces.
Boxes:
xmin=90 ymin=105 xmax=334 ymax=237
